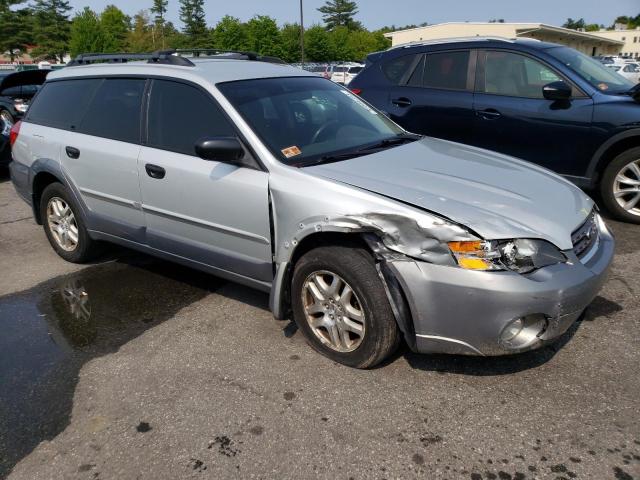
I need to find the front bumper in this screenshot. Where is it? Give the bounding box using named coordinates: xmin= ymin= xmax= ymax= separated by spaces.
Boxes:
xmin=387 ymin=219 xmax=615 ymax=356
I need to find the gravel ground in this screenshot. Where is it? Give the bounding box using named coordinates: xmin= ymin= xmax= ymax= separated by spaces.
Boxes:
xmin=0 ymin=173 xmax=638 ymax=480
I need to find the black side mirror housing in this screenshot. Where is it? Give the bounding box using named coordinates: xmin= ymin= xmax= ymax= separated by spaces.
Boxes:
xmin=542 ymin=81 xmax=572 ymax=101
xmin=195 ymin=137 xmax=245 ymax=163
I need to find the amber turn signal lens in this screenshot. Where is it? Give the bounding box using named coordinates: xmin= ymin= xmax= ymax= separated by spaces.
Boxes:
xmin=448 ymin=241 xmax=483 ymax=253
xmin=457 ymin=257 xmax=492 ymax=270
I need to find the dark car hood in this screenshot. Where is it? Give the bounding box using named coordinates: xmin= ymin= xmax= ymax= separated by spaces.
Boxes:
xmin=306 ymin=137 xmax=594 ymax=250
xmin=0 ymin=70 xmax=49 ymax=94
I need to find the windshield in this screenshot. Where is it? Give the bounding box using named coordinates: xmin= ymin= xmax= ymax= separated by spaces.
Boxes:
xmin=546 ymin=46 xmax=635 ymax=93
xmin=218 ymin=77 xmax=408 ymax=166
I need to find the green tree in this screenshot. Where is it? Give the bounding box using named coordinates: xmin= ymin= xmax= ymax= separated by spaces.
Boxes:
xmin=245 ymin=15 xmax=281 ymax=57
xmin=100 ymin=5 xmax=129 ymax=52
xmin=563 ymin=18 xmax=586 ymax=30
xmin=31 ymin=0 xmax=72 ymax=62
xmin=346 ymin=29 xmax=389 ymax=60
xmin=179 ymin=0 xmax=208 ymax=47
xmin=0 ymin=0 xmax=33 ymax=62
xmin=303 ymin=24 xmax=331 ymax=62
xmin=212 ymin=15 xmax=248 ymax=51
xmin=318 ymin=0 xmax=360 ymax=30
xmin=150 ymin=0 xmax=167 ymax=48
xmin=69 ymin=7 xmax=103 ymax=57
xmin=126 ymin=10 xmax=154 ymax=52
xmin=328 ymin=25 xmax=351 ymax=60
xmin=280 ymin=22 xmax=302 ymax=63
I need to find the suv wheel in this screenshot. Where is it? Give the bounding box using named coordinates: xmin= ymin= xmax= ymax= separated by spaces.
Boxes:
xmin=41 ymin=183 xmax=99 ymax=262
xmin=600 ymin=147 xmax=640 ymax=224
xmin=291 ymin=245 xmax=400 ymax=369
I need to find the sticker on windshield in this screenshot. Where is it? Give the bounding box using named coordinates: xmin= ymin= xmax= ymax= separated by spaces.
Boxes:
xmin=281 ymin=146 xmax=302 ymax=158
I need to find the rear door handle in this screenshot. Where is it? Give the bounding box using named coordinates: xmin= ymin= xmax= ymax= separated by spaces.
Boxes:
xmin=65 ymin=146 xmax=80 ymax=159
xmin=477 ymin=109 xmax=502 ymax=120
xmin=391 ymin=97 xmax=412 ymax=107
xmin=145 ymin=163 xmax=166 ymax=179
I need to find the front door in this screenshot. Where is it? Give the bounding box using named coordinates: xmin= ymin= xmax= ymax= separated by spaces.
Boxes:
xmin=138 ymin=79 xmax=272 ymax=283
xmin=472 ymin=50 xmax=594 ymax=177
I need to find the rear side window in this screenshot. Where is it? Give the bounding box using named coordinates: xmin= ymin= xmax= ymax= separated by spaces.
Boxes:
xmin=147 ymin=80 xmax=235 ymax=156
xmin=422 ymin=51 xmax=469 ymax=90
xmin=382 ymin=54 xmax=418 ymax=84
xmin=25 ymin=79 xmax=100 ymax=129
xmin=78 ymin=78 xmax=146 ymax=143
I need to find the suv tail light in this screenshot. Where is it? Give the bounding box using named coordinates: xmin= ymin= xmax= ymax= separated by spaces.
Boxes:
xmin=9 ymin=120 xmax=21 ymax=147
xmin=350 ymin=88 xmax=362 ymax=96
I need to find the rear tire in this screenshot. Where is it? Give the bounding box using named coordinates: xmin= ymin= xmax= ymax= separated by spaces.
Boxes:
xmin=600 ymin=147 xmax=640 ymax=224
xmin=291 ymin=245 xmax=400 ymax=369
xmin=40 ymin=183 xmax=100 ymax=263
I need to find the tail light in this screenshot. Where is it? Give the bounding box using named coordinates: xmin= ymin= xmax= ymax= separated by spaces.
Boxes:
xmin=350 ymin=88 xmax=362 ymax=95
xmin=9 ymin=120 xmax=21 ymax=147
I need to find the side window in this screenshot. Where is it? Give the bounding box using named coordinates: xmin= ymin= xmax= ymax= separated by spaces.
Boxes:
xmin=78 ymin=78 xmax=145 ymax=143
xmin=484 ymin=51 xmax=561 ymax=98
xmin=25 ymin=79 xmax=101 ymax=129
xmin=147 ymin=80 xmax=235 ymax=156
xmin=422 ymin=51 xmax=470 ymax=90
xmin=382 ymin=54 xmax=418 ymax=84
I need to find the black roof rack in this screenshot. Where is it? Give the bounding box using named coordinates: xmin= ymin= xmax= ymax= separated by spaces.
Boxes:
xmin=67 ymin=49 xmax=286 ymax=67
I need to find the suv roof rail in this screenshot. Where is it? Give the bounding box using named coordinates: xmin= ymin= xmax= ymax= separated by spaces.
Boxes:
xmin=67 ymin=51 xmax=195 ymax=67
xmin=67 ymin=49 xmax=287 ymax=67
xmin=173 ymin=48 xmax=286 ymax=64
xmin=390 ymin=36 xmax=515 ymax=50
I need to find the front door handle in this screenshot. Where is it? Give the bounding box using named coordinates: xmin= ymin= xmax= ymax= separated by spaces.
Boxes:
xmin=391 ymin=97 xmax=412 ymax=107
xmin=145 ymin=163 xmax=166 ymax=179
xmin=65 ymin=146 xmax=80 ymax=159
xmin=477 ymin=108 xmax=502 ymax=120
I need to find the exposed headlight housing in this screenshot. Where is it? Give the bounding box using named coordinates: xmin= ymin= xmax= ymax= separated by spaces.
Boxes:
xmin=448 ymin=239 xmax=566 ymax=273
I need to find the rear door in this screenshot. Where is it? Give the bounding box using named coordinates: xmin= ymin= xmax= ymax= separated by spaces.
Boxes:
xmin=385 ymin=49 xmax=476 ymax=144
xmin=137 ymin=79 xmax=272 ymax=283
xmin=472 ymin=50 xmax=594 ymax=177
xmin=59 ymin=78 xmax=147 ymax=242
xmin=25 ymin=77 xmax=147 ymax=242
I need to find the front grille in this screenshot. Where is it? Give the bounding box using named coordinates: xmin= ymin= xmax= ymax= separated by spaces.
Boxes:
xmin=571 ymin=211 xmax=599 ymax=260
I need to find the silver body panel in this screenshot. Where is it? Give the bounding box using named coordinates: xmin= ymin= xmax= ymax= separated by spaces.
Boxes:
xmin=10 ymin=59 xmax=615 ymax=356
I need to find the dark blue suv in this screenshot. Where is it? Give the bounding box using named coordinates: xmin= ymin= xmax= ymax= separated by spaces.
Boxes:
xmin=350 ymin=37 xmax=640 ymax=223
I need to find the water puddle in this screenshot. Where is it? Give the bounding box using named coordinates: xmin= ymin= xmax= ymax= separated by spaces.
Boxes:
xmin=0 ymin=258 xmax=221 ymax=478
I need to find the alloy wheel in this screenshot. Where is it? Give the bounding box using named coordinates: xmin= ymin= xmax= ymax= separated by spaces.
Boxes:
xmin=613 ymin=158 xmax=640 ymax=217
xmin=301 ymin=270 xmax=366 ymax=352
xmin=47 ymin=197 xmax=79 ymax=251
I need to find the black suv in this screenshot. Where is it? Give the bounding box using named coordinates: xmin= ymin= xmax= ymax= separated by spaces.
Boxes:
xmin=350 ymin=37 xmax=640 ymax=223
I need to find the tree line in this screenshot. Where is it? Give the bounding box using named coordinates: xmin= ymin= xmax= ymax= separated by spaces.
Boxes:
xmin=562 ymin=13 xmax=640 ymax=32
xmin=0 ymin=0 xmax=391 ymax=63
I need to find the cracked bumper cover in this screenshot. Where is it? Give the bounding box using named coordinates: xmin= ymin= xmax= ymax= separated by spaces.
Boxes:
xmin=386 ymin=223 xmax=615 ymax=356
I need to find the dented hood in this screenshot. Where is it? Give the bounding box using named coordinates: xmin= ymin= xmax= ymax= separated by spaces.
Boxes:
xmin=306 ymin=137 xmax=594 ymax=250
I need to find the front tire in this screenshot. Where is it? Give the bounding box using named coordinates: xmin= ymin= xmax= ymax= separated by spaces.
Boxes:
xmin=600 ymin=147 xmax=640 ymax=224
xmin=291 ymin=245 xmax=400 ymax=369
xmin=40 ymin=183 xmax=99 ymax=263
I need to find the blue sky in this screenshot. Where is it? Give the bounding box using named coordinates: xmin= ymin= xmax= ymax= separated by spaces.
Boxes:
xmin=66 ymin=0 xmax=639 ymax=30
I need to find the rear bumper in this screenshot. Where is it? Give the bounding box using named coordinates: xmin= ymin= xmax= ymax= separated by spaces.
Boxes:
xmin=9 ymin=159 xmax=32 ymax=206
xmin=388 ymin=217 xmax=615 ymax=356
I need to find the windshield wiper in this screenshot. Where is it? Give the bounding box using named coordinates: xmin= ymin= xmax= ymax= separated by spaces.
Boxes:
xmin=356 ymin=133 xmax=422 ymax=153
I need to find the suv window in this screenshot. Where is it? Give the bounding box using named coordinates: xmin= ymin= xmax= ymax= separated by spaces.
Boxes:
xmin=25 ymin=79 xmax=101 ymax=129
xmin=422 ymin=51 xmax=469 ymax=90
xmin=78 ymin=78 xmax=145 ymax=143
xmin=147 ymin=80 xmax=235 ymax=156
xmin=483 ymin=51 xmax=561 ymax=98
xmin=382 ymin=54 xmax=418 ymax=84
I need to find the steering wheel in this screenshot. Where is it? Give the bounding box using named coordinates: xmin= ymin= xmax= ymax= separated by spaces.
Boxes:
xmin=311 ymin=121 xmax=341 ymax=144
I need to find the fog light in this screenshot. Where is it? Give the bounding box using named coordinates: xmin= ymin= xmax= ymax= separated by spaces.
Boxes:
xmin=500 ymin=314 xmax=548 ymax=350
xmin=501 ymin=318 xmax=523 ymax=342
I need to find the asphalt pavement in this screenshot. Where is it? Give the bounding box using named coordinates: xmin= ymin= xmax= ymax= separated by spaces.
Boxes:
xmin=0 ymin=172 xmax=638 ymax=480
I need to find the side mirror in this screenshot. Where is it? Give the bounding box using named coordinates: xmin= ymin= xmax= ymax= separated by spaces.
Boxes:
xmin=542 ymin=81 xmax=572 ymax=101
xmin=195 ymin=137 xmax=244 ymax=163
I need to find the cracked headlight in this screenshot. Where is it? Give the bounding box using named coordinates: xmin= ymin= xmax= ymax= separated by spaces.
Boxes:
xmin=448 ymin=239 xmax=566 ymax=273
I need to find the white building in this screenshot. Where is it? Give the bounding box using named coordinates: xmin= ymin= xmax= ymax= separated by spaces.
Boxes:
xmin=384 ymin=22 xmax=623 ymax=56
xmin=589 ymin=28 xmax=640 ymax=59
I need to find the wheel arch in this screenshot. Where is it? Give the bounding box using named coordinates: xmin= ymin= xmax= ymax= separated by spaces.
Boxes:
xmin=588 ymin=129 xmax=640 ymax=185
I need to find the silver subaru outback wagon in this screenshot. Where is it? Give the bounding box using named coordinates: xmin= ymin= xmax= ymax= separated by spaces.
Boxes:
xmin=9 ymin=50 xmax=614 ymax=368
